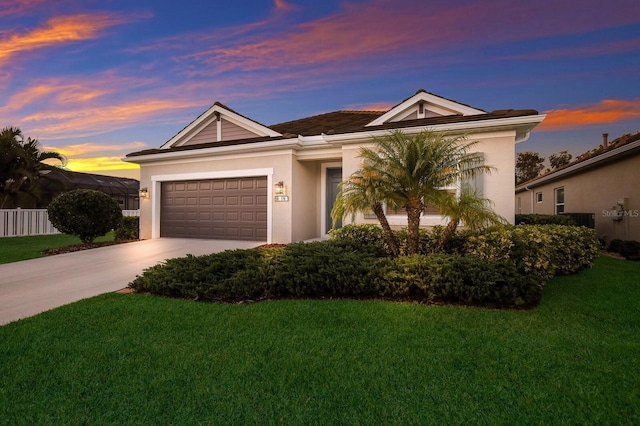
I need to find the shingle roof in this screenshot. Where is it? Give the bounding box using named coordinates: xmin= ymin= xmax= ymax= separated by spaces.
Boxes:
xmin=516 ymin=131 xmax=640 ymax=188
xmin=126 ymin=108 xmax=540 ymax=158
xmin=270 ymin=110 xmax=384 ymax=136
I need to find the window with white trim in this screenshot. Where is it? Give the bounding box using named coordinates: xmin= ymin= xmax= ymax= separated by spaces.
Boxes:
xmin=385 ymin=188 xmax=457 ymax=216
xmin=555 ymin=187 xmax=565 ymax=215
xmin=536 ymin=192 xmax=542 ymax=203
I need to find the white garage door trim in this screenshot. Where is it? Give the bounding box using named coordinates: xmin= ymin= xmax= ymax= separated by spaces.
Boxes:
xmin=151 ymin=168 xmax=274 ymax=242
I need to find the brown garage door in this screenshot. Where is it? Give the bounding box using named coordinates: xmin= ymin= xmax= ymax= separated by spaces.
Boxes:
xmin=160 ymin=177 xmax=267 ymax=240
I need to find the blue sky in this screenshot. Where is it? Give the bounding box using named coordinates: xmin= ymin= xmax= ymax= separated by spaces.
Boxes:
xmin=1 ymin=0 xmax=639 ymax=179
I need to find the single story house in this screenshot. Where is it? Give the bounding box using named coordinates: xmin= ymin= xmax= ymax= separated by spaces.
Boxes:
xmin=125 ymin=90 xmax=545 ymax=243
xmin=515 ymin=132 xmax=640 ymax=244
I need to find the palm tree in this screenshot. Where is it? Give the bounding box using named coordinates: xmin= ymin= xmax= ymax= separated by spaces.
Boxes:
xmin=430 ymin=185 xmax=507 ymax=254
xmin=357 ymin=129 xmax=494 ymax=255
xmin=331 ymin=168 xmax=401 ymax=257
xmin=0 ymin=127 xmax=66 ymax=208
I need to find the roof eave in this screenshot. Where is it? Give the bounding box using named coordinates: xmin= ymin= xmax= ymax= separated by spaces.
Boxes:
xmin=325 ymin=114 xmax=546 ymax=144
xmin=515 ymin=138 xmax=640 ymax=192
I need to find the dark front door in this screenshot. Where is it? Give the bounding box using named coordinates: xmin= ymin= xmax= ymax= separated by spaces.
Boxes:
xmin=326 ymin=168 xmax=342 ymax=232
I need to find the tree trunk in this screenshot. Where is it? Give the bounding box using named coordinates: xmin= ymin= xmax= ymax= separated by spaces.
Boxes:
xmin=405 ymin=201 xmax=422 ymax=255
xmin=431 ymin=218 xmax=458 ymax=254
xmin=372 ymin=203 xmax=399 ymax=257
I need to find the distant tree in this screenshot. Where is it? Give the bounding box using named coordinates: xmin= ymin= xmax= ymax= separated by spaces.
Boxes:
xmin=0 ymin=127 xmax=66 ymax=208
xmin=515 ymin=151 xmax=545 ymax=185
xmin=548 ymin=150 xmax=573 ymax=170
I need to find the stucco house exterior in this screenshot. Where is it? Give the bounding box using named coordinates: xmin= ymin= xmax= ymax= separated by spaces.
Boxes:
xmin=125 ymin=90 xmax=545 ymax=243
xmin=515 ymin=132 xmax=640 ymax=244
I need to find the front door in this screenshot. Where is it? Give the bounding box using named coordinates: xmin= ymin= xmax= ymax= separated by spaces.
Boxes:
xmin=326 ymin=168 xmax=342 ymax=232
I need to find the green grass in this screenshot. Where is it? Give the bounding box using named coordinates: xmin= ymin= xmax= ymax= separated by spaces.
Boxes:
xmin=0 ymin=232 xmax=115 ymax=264
xmin=0 ymin=256 xmax=638 ymax=424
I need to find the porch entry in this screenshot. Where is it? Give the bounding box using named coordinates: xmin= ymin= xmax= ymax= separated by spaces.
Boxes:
xmin=326 ymin=167 xmax=342 ymax=232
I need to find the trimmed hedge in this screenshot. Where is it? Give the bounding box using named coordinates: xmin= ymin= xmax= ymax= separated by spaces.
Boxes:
xmin=372 ymin=254 xmax=542 ymax=307
xmin=332 ymin=223 xmax=600 ymax=279
xmin=515 ymin=214 xmax=576 ymax=226
xmin=129 ymin=240 xmax=541 ymax=308
xmin=130 ymin=240 xmax=383 ymax=302
xmin=329 ymin=224 xmax=463 ymax=256
xmin=608 ymin=239 xmax=640 ymax=259
xmin=464 ymin=225 xmax=600 ymax=280
xmin=115 ymin=216 xmax=139 ymax=241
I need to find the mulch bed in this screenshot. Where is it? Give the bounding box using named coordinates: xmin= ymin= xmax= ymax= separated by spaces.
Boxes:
xmin=44 ymin=240 xmax=139 ymax=256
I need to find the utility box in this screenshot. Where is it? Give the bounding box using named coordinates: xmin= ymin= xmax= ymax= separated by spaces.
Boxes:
xmin=562 ymin=213 xmax=595 ymax=228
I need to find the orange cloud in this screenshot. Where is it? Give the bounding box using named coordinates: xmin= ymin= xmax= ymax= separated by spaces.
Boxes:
xmin=3 ymin=83 xmax=110 ymax=111
xmin=180 ymin=0 xmax=640 ymax=74
xmin=22 ymin=98 xmax=202 ymax=139
xmin=538 ymin=99 xmax=640 ymax=131
xmin=44 ymin=141 xmax=147 ymax=157
xmin=345 ymin=102 xmax=393 ymax=112
xmin=0 ymin=12 xmax=140 ymax=65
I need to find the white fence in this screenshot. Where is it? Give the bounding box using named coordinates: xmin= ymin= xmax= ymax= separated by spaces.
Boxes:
xmin=0 ymin=209 xmax=140 ymax=238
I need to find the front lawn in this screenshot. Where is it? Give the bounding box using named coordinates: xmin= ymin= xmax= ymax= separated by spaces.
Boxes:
xmin=0 ymin=256 xmax=638 ymax=424
xmin=0 ymin=232 xmax=115 ymax=264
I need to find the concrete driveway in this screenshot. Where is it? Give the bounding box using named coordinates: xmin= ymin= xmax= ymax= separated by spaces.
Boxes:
xmin=0 ymin=238 xmax=261 ymax=326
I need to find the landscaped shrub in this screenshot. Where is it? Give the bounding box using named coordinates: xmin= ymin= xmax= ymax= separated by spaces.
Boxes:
xmin=330 ymin=224 xmax=442 ymax=255
xmin=618 ymin=241 xmax=640 ymax=259
xmin=129 ymin=240 xmax=383 ymax=302
xmin=542 ymin=225 xmax=601 ymax=274
xmin=129 ymin=249 xmax=270 ymax=301
xmin=393 ymin=227 xmax=436 ymax=255
xmin=329 ymin=224 xmax=387 ymax=254
xmin=267 ymin=240 xmax=382 ymax=297
xmin=47 ymin=189 xmax=122 ymax=243
xmin=607 ymin=239 xmax=624 ymax=254
xmin=372 ymin=254 xmax=542 ymax=307
xmin=515 ymin=214 xmax=576 ymax=226
xmin=608 ymin=239 xmax=640 ymax=259
xmin=464 ymin=225 xmax=600 ymax=280
xmin=115 ymin=216 xmax=139 ymax=241
xmin=464 ymin=225 xmax=554 ymax=280
xmin=129 ymin=239 xmax=543 ymax=308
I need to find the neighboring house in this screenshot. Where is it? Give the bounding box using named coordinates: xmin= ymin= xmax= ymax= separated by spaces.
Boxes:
xmin=515 ymin=132 xmax=640 ymax=244
xmin=125 ymin=90 xmax=544 ymax=243
xmin=39 ymin=170 xmax=140 ymax=210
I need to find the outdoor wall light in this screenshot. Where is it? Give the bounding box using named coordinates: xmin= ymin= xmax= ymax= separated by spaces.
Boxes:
xmin=139 ymin=187 xmax=149 ymax=199
xmin=274 ymin=181 xmax=286 ymax=195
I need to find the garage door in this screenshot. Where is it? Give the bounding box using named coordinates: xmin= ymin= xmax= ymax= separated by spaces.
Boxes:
xmin=160 ymin=177 xmax=267 ymax=240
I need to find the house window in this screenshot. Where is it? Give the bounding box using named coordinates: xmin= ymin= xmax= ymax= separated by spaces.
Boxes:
xmin=536 ymin=192 xmax=542 ymax=203
xmin=555 ymin=187 xmax=565 ymax=215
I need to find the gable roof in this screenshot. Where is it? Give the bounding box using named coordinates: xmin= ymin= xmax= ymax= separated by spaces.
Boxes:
xmin=126 ymin=90 xmax=544 ymax=160
xmin=366 ymin=89 xmax=485 ymax=127
xmin=515 ymin=131 xmax=640 ymax=191
xmin=161 ymin=101 xmax=282 ymax=149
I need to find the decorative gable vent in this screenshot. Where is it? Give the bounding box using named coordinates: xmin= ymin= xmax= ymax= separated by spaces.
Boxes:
xmin=161 ymin=102 xmax=281 ymax=149
xmin=366 ymin=90 xmax=485 ymax=127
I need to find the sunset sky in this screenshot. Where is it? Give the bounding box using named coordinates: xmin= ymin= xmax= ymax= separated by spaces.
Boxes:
xmin=1 ymin=0 xmax=639 ymax=180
